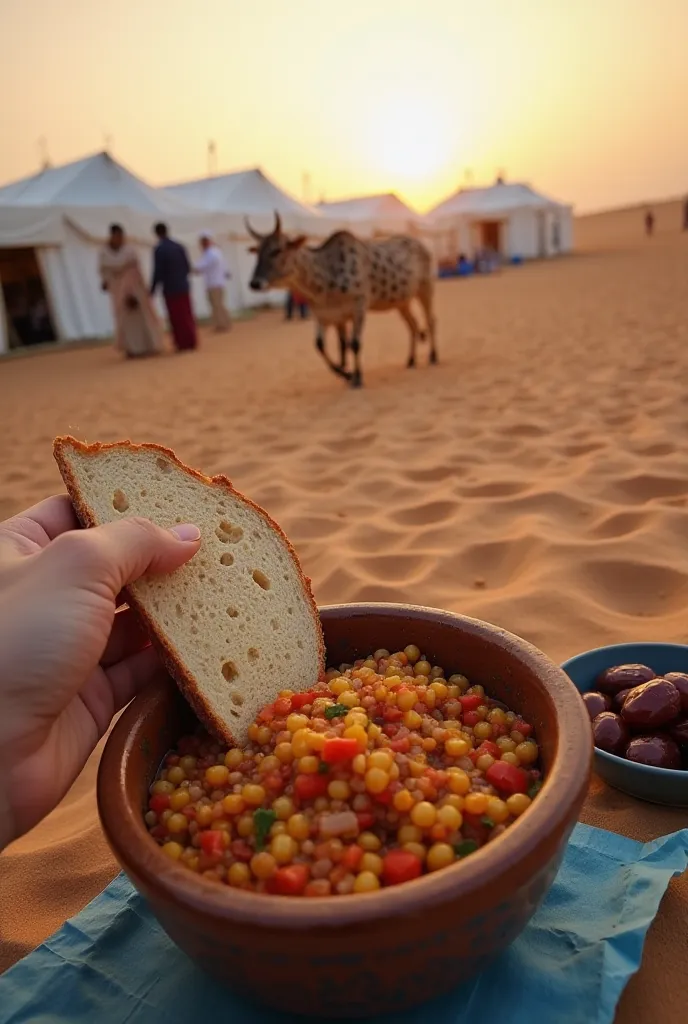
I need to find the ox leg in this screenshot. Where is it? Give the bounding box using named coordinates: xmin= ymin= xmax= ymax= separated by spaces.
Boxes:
xmin=315 ymin=323 xmax=352 ymax=381
xmin=337 ymin=324 xmax=348 ymax=371
xmin=418 ymin=280 xmax=438 ymax=364
xmin=350 ymin=302 xmax=365 ymax=388
xmin=397 ymin=302 xmax=422 ymax=369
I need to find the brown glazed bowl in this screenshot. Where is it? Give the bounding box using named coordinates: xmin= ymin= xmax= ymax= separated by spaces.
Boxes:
xmin=98 ymin=603 xmax=592 ymax=1018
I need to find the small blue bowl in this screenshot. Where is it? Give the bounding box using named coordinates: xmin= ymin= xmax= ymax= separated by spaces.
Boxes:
xmin=562 ymin=642 xmax=688 ymax=806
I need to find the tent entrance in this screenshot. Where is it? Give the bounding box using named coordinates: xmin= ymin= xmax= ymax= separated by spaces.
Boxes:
xmin=0 ymin=247 xmax=57 ymax=350
xmin=474 ymin=220 xmax=503 ymax=254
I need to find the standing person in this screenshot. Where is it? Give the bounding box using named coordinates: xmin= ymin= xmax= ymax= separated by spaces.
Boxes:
xmin=150 ymin=223 xmax=197 ymax=352
xmin=285 ymin=289 xmax=309 ymax=321
xmin=194 ymin=233 xmax=232 ymax=332
xmin=99 ymin=224 xmax=164 ymax=358
xmin=644 ymin=210 xmax=655 ymax=237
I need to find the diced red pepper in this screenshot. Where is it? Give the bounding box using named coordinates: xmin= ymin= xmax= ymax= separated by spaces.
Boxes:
xmin=475 ymin=740 xmax=501 ymax=759
xmin=231 ymin=839 xmax=253 ymax=862
xmin=290 ymin=691 xmax=321 ymax=709
xmin=382 ymin=723 xmax=399 ymax=737
xmin=149 ymin=794 xmax=170 ymax=815
xmin=390 ymin=736 xmax=411 ymax=753
xmin=463 ymin=710 xmax=480 ymax=727
xmin=513 ymin=719 xmax=533 ymax=737
xmin=462 ymin=813 xmax=490 ymax=845
xmin=257 ymin=703 xmax=275 ymax=722
xmin=356 ymin=811 xmax=376 ymax=830
xmin=383 ymin=706 xmax=403 ymax=722
xmin=341 ymin=844 xmax=364 ymax=870
xmin=182 ymin=804 xmax=197 ymax=819
xmin=486 ymin=760 xmax=529 ymax=795
xmin=273 ymin=698 xmax=293 ymax=717
xmin=382 ymin=849 xmax=423 ymax=886
xmin=373 ymin=787 xmax=393 ymax=805
xmin=459 ymin=694 xmax=483 ymax=711
xmin=199 ymin=830 xmax=225 ymax=858
xmin=263 ymin=771 xmax=285 ymax=793
xmin=269 ymin=864 xmax=310 ymax=895
xmin=322 ymin=738 xmax=360 ymax=763
xmin=294 ymin=773 xmax=330 ymax=800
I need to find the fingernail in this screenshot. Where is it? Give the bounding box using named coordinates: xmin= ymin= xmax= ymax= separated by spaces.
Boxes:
xmin=170 ymin=524 xmax=201 ymax=542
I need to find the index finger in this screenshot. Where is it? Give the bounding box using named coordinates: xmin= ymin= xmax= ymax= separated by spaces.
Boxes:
xmin=0 ymin=494 xmax=79 ymax=554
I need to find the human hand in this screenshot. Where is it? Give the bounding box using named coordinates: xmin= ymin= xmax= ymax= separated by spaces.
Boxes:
xmin=0 ymin=497 xmax=201 ymax=850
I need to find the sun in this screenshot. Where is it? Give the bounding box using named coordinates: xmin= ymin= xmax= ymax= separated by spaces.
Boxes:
xmin=365 ymin=91 xmax=452 ymax=184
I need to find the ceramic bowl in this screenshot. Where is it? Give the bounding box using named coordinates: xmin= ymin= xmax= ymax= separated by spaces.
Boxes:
xmin=98 ymin=603 xmax=592 ymax=1018
xmin=562 ymin=642 xmax=688 ymax=806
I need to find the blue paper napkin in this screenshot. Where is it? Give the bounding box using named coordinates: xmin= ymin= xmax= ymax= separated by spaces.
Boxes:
xmin=1 ymin=823 xmax=687 ymax=1024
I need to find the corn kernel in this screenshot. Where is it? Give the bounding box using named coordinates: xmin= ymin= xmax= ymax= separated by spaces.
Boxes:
xmin=437 ymin=804 xmax=463 ymax=830
xmin=404 ymin=644 xmax=421 ymax=664
xmin=298 ymin=755 xmax=320 ymax=774
xmin=449 ymin=674 xmax=470 ymax=691
xmin=464 ymin=792 xmax=489 ymax=815
xmin=368 ymin=723 xmax=382 ymax=741
xmin=169 ymin=789 xmax=190 ymax=811
xmin=414 ymin=660 xmax=432 ymax=677
xmin=368 ymin=749 xmax=393 ymax=771
xmin=205 ymin=765 xmax=230 ymax=787
xmin=374 ymin=685 xmax=388 ymax=701
xmin=279 ymin=688 xmax=294 ymax=698
xmin=353 ymin=870 xmax=380 ymax=892
xmin=167 ymin=813 xmax=189 ymax=834
xmin=328 ymin=779 xmax=351 ymax=800
xmin=403 ymin=841 xmax=427 ymax=862
xmin=258 ymin=755 xmax=280 ymax=775
xmin=365 ymin=767 xmax=390 ymax=794
xmin=241 ymin=783 xmax=266 ymax=806
xmin=179 ymin=755 xmax=197 ymax=773
xmin=358 ymin=831 xmax=382 ymax=851
xmin=496 ymin=736 xmax=516 ymax=753
xmin=430 ymin=680 xmax=449 ymax=700
xmin=166 ymin=766 xmax=186 ymax=786
xmin=385 ymin=674 xmax=403 ymax=687
xmin=506 ymin=793 xmax=532 ymax=817
xmin=423 ymin=688 xmax=437 ymax=709
xmin=287 ymin=713 xmax=309 ymax=733
xmin=343 ymin=724 xmax=368 ymax=748
xmin=397 ymin=689 xmax=417 ymax=712
xmin=344 ymin=710 xmax=368 ymax=728
xmin=162 ymin=841 xmax=184 ymax=860
xmin=501 ymin=752 xmax=520 ymax=765
xmin=287 ymin=813 xmax=311 ymax=840
xmin=426 ymin=842 xmax=455 ymax=871
xmin=339 ymin=691 xmax=360 ymax=708
xmin=330 ymin=677 xmax=353 ymax=695
xmin=272 ymin=796 xmax=295 ymax=820
xmin=408 ymin=759 xmax=426 ymax=778
xmin=486 ymin=797 xmax=510 ymax=824
xmin=397 ymin=824 xmax=423 ymax=845
xmin=306 ymin=731 xmax=326 ymax=751
xmin=360 ymin=852 xmax=384 ymax=876
xmin=473 ymin=721 xmax=492 ymax=740
xmin=274 ymin=742 xmax=294 ymax=763
xmin=410 ymin=801 xmax=437 ymax=828
xmin=515 ymin=741 xmax=539 ymax=765
xmin=270 ymin=834 xmax=298 ymax=864
xmin=403 ymin=710 xmax=423 ymax=730
xmin=222 ymin=793 xmax=245 ymax=816
xmin=255 ymin=726 xmax=272 ymax=746
xmin=196 ymin=805 xmax=214 ymax=827
xmin=476 ymin=754 xmax=495 ymax=772
xmin=250 ymin=852 xmax=277 ymax=879
xmin=441 ymin=793 xmax=465 ymax=811
xmin=270 ymin=821 xmax=287 ymax=836
xmin=352 ymin=753 xmax=367 ymax=774
xmin=247 ymin=723 xmax=260 ymax=743
xmin=228 ymin=862 xmax=250 ymax=887
xmin=488 ymin=708 xmax=507 ymax=725
xmin=445 ymin=737 xmax=470 ymax=758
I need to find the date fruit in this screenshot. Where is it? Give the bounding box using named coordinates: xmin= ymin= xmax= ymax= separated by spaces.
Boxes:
xmin=621 ymin=678 xmax=681 ymax=730
xmin=663 ymin=673 xmax=688 ymax=714
xmin=626 ymin=734 xmax=681 ymax=770
xmin=592 ymin=712 xmax=629 ymax=755
xmin=596 ymin=664 xmax=655 ymax=696
xmin=582 ymin=691 xmax=612 ymax=720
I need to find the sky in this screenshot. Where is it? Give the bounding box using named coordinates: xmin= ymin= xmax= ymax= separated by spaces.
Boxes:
xmin=0 ymin=0 xmax=686 ymax=213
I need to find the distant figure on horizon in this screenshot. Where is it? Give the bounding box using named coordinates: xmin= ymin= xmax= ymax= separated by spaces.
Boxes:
xmin=99 ymin=224 xmax=164 ymax=359
xmin=683 ymin=197 xmax=688 ymax=231
xmin=285 ymin=289 xmax=309 ymax=321
xmin=194 ymin=232 xmax=232 ymax=333
xmin=645 ymin=210 xmax=655 ymax=237
xmin=151 ymin=223 xmax=198 ymax=352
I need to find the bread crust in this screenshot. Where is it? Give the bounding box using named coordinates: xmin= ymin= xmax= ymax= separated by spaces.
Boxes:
xmin=53 ymin=435 xmax=325 ymax=743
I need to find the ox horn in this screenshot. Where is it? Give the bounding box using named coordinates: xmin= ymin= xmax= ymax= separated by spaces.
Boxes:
xmin=273 ymin=210 xmax=282 ymax=236
xmin=245 ymin=217 xmax=263 ymax=242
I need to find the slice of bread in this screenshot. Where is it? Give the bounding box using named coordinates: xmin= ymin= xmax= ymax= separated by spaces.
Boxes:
xmin=53 ymin=436 xmax=325 ymax=743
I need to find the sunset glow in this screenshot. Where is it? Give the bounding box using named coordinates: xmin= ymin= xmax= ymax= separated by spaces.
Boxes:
xmin=0 ymin=0 xmax=686 ymax=213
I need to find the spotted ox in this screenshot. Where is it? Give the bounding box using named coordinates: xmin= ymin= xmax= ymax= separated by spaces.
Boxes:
xmin=247 ymin=212 xmax=437 ymax=388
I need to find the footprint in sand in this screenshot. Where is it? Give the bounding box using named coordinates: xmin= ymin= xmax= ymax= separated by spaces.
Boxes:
xmin=576 ymin=558 xmax=688 ymax=617
xmin=460 ymin=480 xmax=529 ymax=499
xmin=610 ymin=473 xmax=688 ymax=504
xmin=391 ymin=500 xmax=458 ymax=527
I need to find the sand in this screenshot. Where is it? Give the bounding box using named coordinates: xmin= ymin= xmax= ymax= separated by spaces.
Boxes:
xmin=1 ymin=209 xmax=688 ymax=1020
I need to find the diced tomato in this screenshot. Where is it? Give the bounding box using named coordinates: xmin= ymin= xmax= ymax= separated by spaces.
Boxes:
xmin=269 ymin=864 xmax=310 ymax=895
xmin=390 ymin=736 xmax=411 ymax=753
xmin=463 ymin=710 xmax=480 ymax=727
xmin=356 ymin=811 xmax=376 ymax=830
xmin=294 ymin=773 xmax=330 ymax=800
xmin=273 ymin=698 xmax=293 ymax=717
xmin=513 ymin=719 xmax=533 ymax=737
xmin=231 ymin=839 xmax=253 ymax=862
xmin=382 ymin=849 xmax=423 ymax=886
xmin=383 ymin=706 xmax=403 ymax=722
xmin=199 ymin=830 xmax=225 ymax=858
xmin=459 ymin=694 xmax=483 ymax=711
xmin=290 ymin=691 xmax=320 ymax=709
xmin=257 ymin=703 xmax=275 ymax=722
xmin=341 ymin=844 xmax=364 ymax=870
xmin=462 ymin=813 xmax=490 ymax=844
xmin=382 ymin=723 xmax=399 ymax=738
xmin=486 ymin=760 xmax=529 ymax=795
xmin=149 ymin=825 xmax=167 ymax=840
xmin=322 ymin=738 xmax=360 ymax=763
xmin=373 ymin=787 xmax=393 ymax=805
xmin=263 ymin=771 xmax=285 ymax=793
xmin=491 ymin=723 xmax=508 ymax=737
xmin=182 ymin=804 xmax=197 ymax=819
xmin=149 ymin=794 xmax=170 ymax=815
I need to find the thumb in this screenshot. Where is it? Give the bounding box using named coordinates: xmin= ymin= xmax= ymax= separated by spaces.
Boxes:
xmin=42 ymin=517 xmax=201 ymax=600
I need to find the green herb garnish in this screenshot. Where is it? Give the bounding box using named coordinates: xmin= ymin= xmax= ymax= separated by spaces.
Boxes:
xmin=481 ymin=817 xmax=495 ymax=829
xmin=528 ymin=780 xmax=542 ymax=800
xmin=317 ymin=761 xmax=330 ymax=774
xmin=253 ymin=808 xmax=276 ymax=851
xmin=454 ymin=840 xmax=479 ymax=858
xmin=325 ymin=704 xmax=348 ymax=720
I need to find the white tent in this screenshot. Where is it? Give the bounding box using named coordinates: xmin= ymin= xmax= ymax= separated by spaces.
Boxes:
xmin=427 ymin=180 xmax=573 ymax=263
xmin=0 ymin=153 xmax=289 ymax=352
xmin=317 ymin=192 xmax=424 ymax=237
